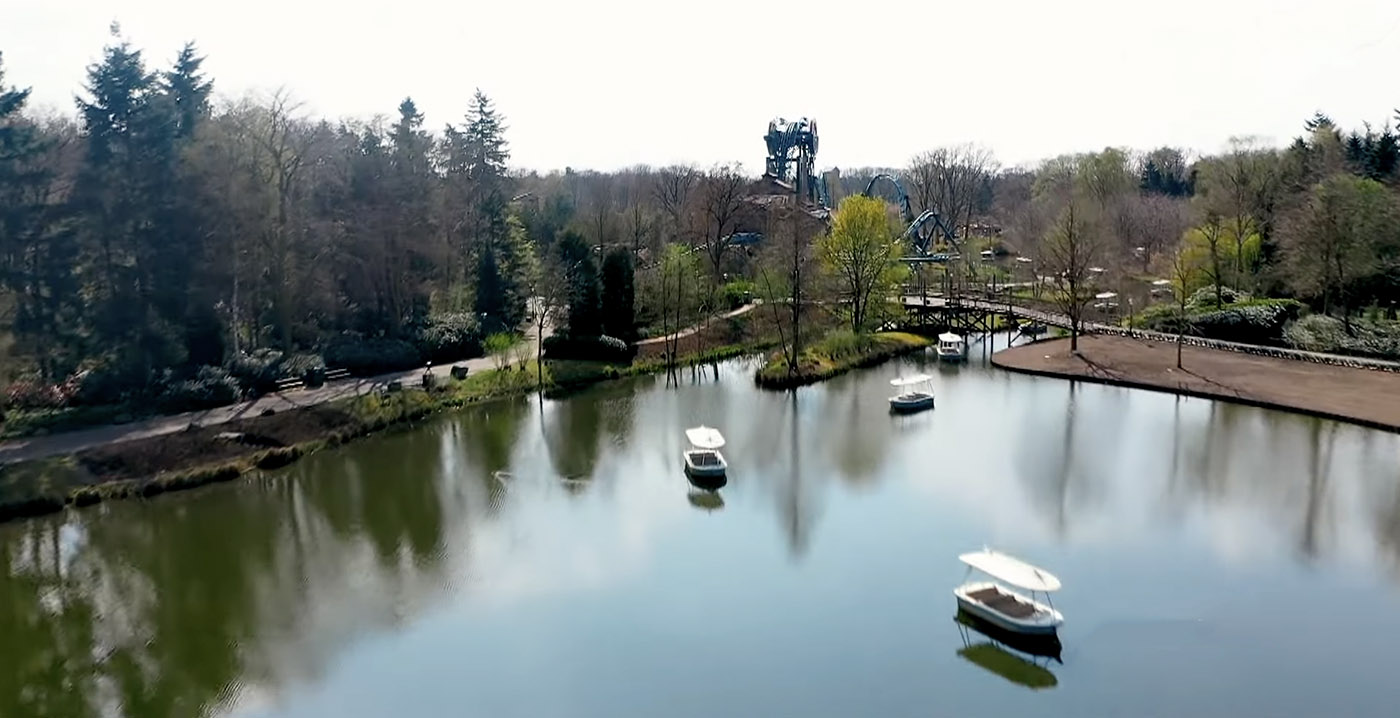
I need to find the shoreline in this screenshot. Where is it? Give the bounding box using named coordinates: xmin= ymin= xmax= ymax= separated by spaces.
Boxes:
xmin=0 ymin=344 xmax=767 ymax=525
xmin=992 ymin=335 xmax=1400 ymax=433
xmin=754 ymin=332 xmax=932 ymax=389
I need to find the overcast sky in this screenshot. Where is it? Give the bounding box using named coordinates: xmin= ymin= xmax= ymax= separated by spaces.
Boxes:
xmin=6 ymin=0 xmax=1400 ymax=173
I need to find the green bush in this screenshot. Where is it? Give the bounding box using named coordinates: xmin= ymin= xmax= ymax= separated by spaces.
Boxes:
xmin=542 ymin=334 xmax=633 ymax=362
xmin=157 ymin=366 xmax=241 ymax=413
xmin=324 ymin=336 xmax=423 ymax=376
xmin=718 ymin=280 xmax=757 ymax=310
xmin=1140 ymin=298 xmax=1302 ymax=344
xmin=412 ymin=312 xmax=483 ymax=363
xmin=226 ymin=349 xmax=326 ymax=394
xmin=1186 ymin=285 xmax=1246 ymax=310
xmin=1285 ymin=314 xmax=1400 ymax=358
xmin=72 ymin=364 xmax=141 ymax=406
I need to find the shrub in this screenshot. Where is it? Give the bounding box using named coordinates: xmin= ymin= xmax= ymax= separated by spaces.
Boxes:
xmin=1286 ymin=314 xmax=1400 ymax=358
xmin=323 ymin=336 xmax=423 ymax=376
xmin=227 ymin=348 xmax=286 ymax=394
xmin=1140 ymin=299 xmax=1302 ymax=344
xmin=412 ymin=312 xmax=483 ymax=363
xmin=72 ymin=364 xmax=140 ymax=406
xmin=4 ymin=379 xmax=69 ymax=410
xmin=542 ymin=334 xmax=633 ymax=363
xmin=1186 ymin=285 xmax=1245 ymax=310
xmin=718 ymin=280 xmax=757 ymax=311
xmin=157 ymin=365 xmax=241 ymax=413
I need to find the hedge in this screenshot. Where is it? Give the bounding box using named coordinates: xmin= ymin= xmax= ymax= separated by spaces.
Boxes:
xmin=542 ymin=334 xmax=633 ymax=363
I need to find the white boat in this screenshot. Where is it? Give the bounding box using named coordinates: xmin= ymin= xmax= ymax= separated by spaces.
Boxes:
xmin=683 ymin=426 xmax=727 ymax=479
xmin=889 ymin=374 xmax=935 ymax=412
xmin=954 ymin=549 xmax=1064 ymax=636
xmin=936 ymin=332 xmax=966 ymax=362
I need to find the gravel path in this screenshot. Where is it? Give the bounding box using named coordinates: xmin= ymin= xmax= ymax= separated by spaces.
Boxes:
xmin=992 ymin=335 xmax=1400 ymax=432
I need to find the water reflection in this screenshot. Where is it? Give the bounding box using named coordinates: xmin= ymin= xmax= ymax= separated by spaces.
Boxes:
xmin=2 ymin=352 xmax=1400 ymax=718
xmin=955 ymin=611 xmax=1061 ymax=691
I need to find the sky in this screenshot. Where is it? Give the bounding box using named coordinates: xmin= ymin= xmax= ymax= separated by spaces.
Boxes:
xmin=5 ymin=0 xmax=1400 ymax=174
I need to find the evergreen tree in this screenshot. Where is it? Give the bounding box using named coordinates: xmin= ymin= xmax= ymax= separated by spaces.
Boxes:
xmin=158 ymin=42 xmax=215 ymax=362
xmin=600 ymin=248 xmax=635 ymax=341
xmin=0 ymin=54 xmax=81 ymax=379
xmin=558 ymin=231 xmax=601 ymax=337
xmin=74 ymin=30 xmax=184 ymax=381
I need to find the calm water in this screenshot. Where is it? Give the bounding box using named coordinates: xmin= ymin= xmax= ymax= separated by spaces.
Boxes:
xmin=4 ymin=339 xmax=1400 ymax=718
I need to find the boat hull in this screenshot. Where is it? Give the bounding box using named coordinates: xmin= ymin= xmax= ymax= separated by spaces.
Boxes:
xmin=937 ymin=350 xmax=965 ymax=362
xmin=683 ymin=450 xmax=727 ymax=479
xmin=954 ymin=583 xmax=1062 ymax=636
xmin=889 ymin=394 xmax=935 ymax=413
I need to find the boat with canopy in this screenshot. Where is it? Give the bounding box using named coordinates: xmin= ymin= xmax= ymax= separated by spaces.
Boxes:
xmin=954 ymin=549 xmax=1064 ymax=636
xmin=936 ymin=332 xmax=966 ymax=361
xmin=683 ymin=426 xmax=728 ymax=479
xmin=888 ymin=374 xmax=935 ymax=412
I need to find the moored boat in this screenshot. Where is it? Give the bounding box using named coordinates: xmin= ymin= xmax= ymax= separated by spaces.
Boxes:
xmin=936 ymin=332 xmax=966 ymax=362
xmin=954 ymin=549 xmax=1063 ymax=636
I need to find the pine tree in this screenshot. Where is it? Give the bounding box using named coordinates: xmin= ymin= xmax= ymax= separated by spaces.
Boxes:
xmin=0 ymin=54 xmax=82 ymax=380
xmin=600 ymin=248 xmax=635 ymax=341
xmin=159 ymin=42 xmax=215 ymax=362
xmin=559 ymin=231 xmax=601 ymax=337
xmin=74 ymin=29 xmax=187 ymax=381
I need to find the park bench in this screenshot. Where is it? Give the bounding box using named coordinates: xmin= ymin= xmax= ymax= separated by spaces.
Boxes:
xmin=274 ymin=376 xmax=303 ymax=392
xmin=325 ymin=368 xmax=351 ymax=382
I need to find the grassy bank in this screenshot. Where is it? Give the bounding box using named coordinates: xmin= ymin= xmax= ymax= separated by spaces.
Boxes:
xmin=0 ymin=345 xmax=770 ymax=524
xmin=755 ymin=331 xmax=931 ymax=389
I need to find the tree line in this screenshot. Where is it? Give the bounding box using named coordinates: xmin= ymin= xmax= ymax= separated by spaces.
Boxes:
xmin=3 ymin=29 xmax=1400 ymax=415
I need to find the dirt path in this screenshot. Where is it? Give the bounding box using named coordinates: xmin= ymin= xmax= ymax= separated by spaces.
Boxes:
xmin=0 ymin=331 xmax=541 ymax=465
xmin=635 ymin=303 xmax=758 ymax=347
xmin=993 ymin=335 xmax=1400 ymax=432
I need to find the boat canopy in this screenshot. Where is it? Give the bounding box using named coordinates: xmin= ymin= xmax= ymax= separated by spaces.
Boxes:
xmin=959 ymin=549 xmax=1062 ymax=592
xmin=685 ymin=426 xmax=726 ymax=449
xmin=939 ymin=332 xmax=963 ymax=343
xmin=890 ymin=374 xmax=933 ymax=387
xmin=1151 ymin=279 xmax=1172 ymax=286
xmin=1094 ymin=291 xmax=1118 ymax=300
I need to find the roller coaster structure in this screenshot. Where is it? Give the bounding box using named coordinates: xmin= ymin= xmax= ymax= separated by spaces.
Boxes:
xmin=763 ymin=118 xmax=828 ymax=207
xmin=861 ymin=173 xmax=960 ymax=259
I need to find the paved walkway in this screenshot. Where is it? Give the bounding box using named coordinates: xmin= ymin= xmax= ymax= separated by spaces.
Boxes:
xmin=634 ymin=302 xmax=758 ymax=348
xmin=0 ymin=332 xmax=540 ymax=465
xmin=993 ymin=334 xmax=1400 ymax=432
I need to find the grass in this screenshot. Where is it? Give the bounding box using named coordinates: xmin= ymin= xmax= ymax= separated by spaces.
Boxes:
xmin=755 ymin=330 xmax=931 ymax=389
xmin=0 ymin=341 xmax=782 ymax=524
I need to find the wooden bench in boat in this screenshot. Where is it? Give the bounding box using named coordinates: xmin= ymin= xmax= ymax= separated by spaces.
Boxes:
xmin=967 ymin=586 xmax=1038 ymax=619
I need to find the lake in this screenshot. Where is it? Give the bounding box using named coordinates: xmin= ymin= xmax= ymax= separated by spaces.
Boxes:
xmin=3 ymin=339 xmax=1400 ymax=718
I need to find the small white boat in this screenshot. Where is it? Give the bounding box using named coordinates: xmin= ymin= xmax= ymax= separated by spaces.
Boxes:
xmin=889 ymin=374 xmax=935 ymax=412
xmin=937 ymin=332 xmax=966 ymax=362
xmin=954 ymin=549 xmax=1064 ymax=636
xmin=683 ymin=426 xmax=727 ymax=479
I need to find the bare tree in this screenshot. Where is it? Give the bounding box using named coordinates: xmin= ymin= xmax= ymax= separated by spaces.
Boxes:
xmin=905 ymin=144 xmax=998 ymax=237
xmin=529 ymin=257 xmax=567 ymax=385
xmin=242 ymin=88 xmax=314 ymax=350
xmin=1126 ymin=194 xmax=1190 ymax=271
xmin=1168 ymin=245 xmax=1202 ymax=368
xmin=696 ymin=163 xmax=747 ymax=280
xmin=755 ymin=203 xmax=816 ymax=377
xmin=1040 ymin=201 xmax=1104 ymax=352
xmin=653 ymin=164 xmax=698 ymax=244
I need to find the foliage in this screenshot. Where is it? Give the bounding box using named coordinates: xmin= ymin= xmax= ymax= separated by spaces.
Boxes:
xmin=600 ymin=248 xmax=637 ymax=341
xmin=1279 ymin=174 xmax=1400 ymax=320
xmin=1285 ymin=314 xmax=1400 ymax=359
xmin=484 ymin=332 xmax=516 ymax=370
xmin=323 ymin=336 xmax=422 ymax=376
xmin=1138 ymin=298 xmax=1304 ymax=344
xmin=756 ymin=331 xmax=929 ymax=388
xmin=717 ymin=280 xmax=757 ymax=310
xmin=411 ymin=312 xmax=484 ymax=362
xmin=156 ymin=365 xmax=241 ymax=412
xmin=818 ymin=195 xmax=909 ymax=334
xmin=541 ymin=334 xmax=633 ymax=363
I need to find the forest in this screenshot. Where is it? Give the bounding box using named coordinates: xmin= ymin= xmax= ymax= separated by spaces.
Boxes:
xmin=1 ymin=31 xmax=1399 ymax=429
